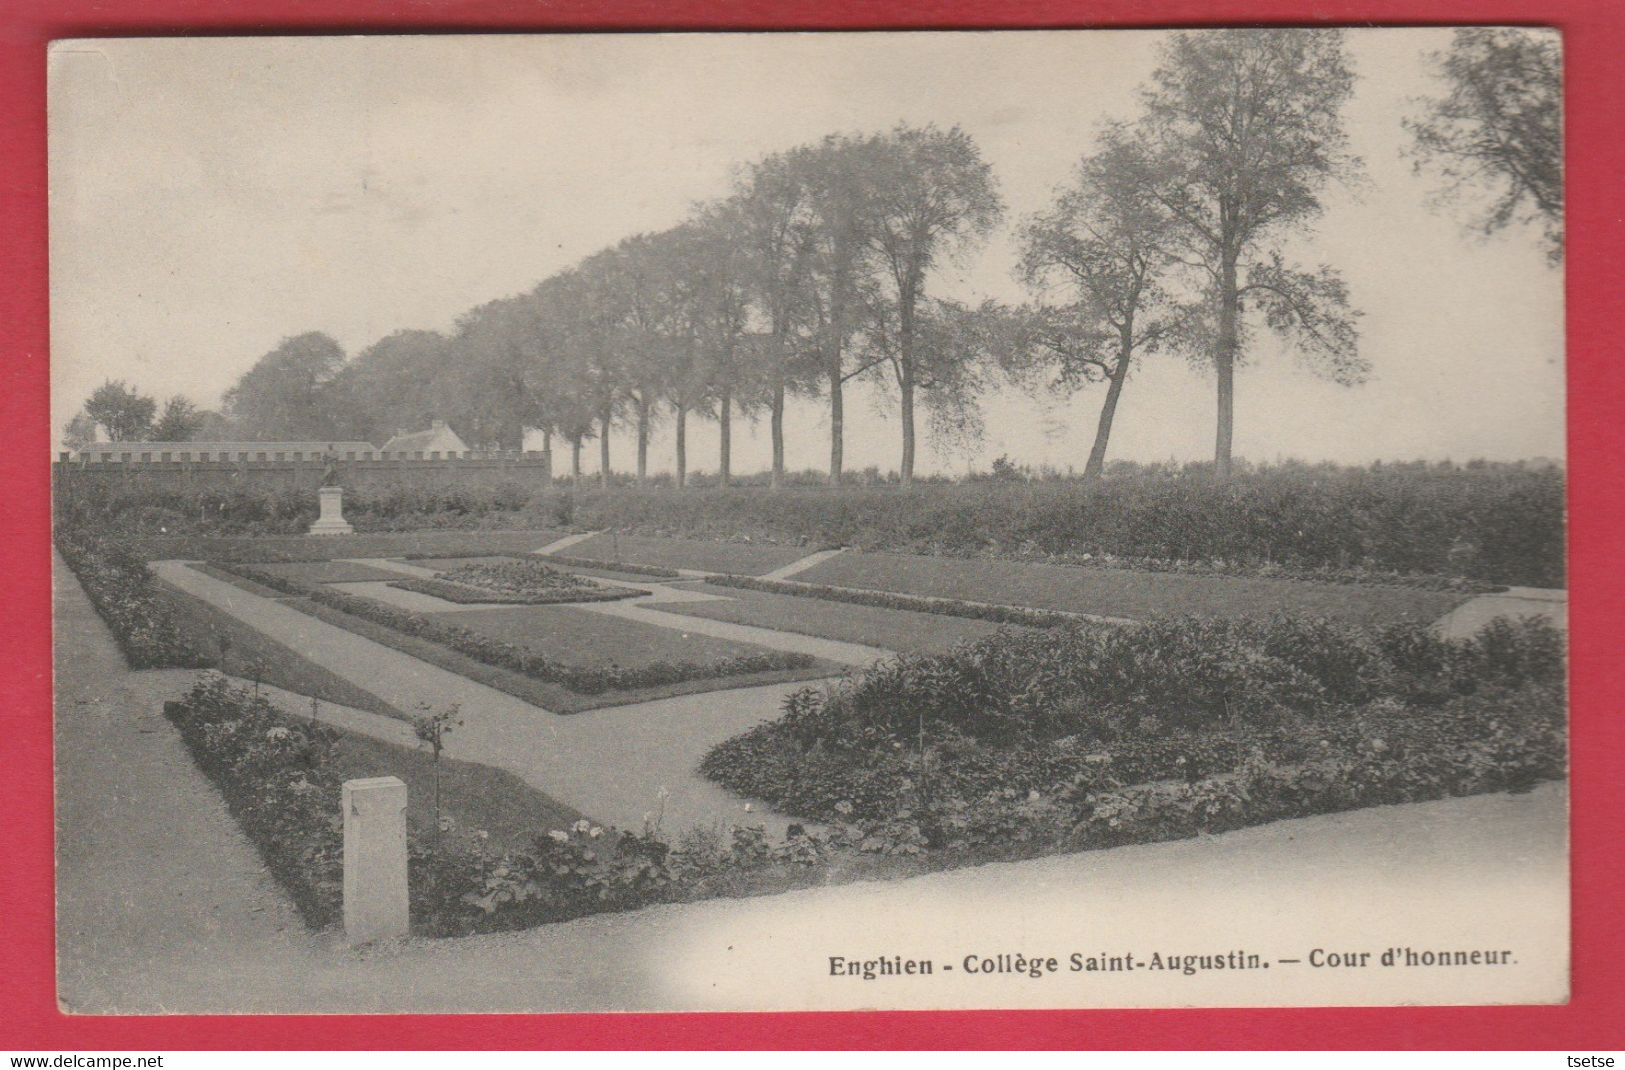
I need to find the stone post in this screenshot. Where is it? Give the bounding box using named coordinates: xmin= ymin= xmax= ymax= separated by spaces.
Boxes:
xmin=342 ymin=776 xmax=409 ymax=944
xmin=308 ymin=484 xmax=354 ymax=535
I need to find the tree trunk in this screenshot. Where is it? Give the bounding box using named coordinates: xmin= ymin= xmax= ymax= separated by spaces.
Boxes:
xmin=828 ymin=362 xmax=843 ymax=486
xmin=675 ymin=405 xmax=687 ymax=489
xmin=718 ymin=387 xmax=732 ymax=487
xmin=1084 ymin=333 xmax=1133 ymax=484
xmin=570 ymin=437 xmax=582 ymax=480
xmin=635 ymin=397 xmax=650 ymax=487
xmin=1215 ymin=251 xmax=1239 ymax=480
xmin=769 ymin=380 xmax=786 ymax=490
xmin=598 ymin=407 xmax=612 ymax=489
xmin=898 ymin=279 xmax=918 ymax=485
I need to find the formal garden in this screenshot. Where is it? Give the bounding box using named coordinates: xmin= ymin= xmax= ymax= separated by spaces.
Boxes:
xmin=51 ymin=453 xmax=1569 ymax=940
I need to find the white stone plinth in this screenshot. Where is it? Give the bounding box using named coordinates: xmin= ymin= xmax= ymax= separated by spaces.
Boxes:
xmin=308 ymin=484 xmax=354 ymax=535
xmin=342 ymin=776 xmax=409 ymax=944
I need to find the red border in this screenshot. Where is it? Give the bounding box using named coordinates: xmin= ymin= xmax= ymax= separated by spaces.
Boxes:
xmin=3 ymin=0 xmax=1621 ymax=1051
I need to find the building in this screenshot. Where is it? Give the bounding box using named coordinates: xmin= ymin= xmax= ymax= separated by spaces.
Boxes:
xmin=379 ymin=420 xmax=469 ymax=456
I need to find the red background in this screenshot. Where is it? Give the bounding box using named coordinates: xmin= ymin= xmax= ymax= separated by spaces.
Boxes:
xmin=2 ymin=0 xmax=1620 ymax=1050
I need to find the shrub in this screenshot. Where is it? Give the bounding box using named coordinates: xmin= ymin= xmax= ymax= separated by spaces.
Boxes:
xmin=387 ymin=577 xmax=641 ymax=606
xmin=55 ymin=531 xmax=212 ymax=669
xmin=702 ymin=613 xmax=1567 ymax=822
xmin=211 ymin=562 xmax=816 ymax=695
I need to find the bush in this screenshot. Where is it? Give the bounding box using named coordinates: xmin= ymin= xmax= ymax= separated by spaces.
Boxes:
xmin=212 ymin=562 xmax=816 ymax=695
xmin=164 ymin=676 xmax=345 ymax=927
xmin=387 ymin=577 xmax=641 ymax=606
xmin=55 ymin=530 xmax=212 ymax=669
xmin=701 ymin=614 xmax=1567 ymax=823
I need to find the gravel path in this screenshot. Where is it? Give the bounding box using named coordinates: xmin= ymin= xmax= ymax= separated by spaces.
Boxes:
xmin=151 ymin=559 xmax=816 ymax=834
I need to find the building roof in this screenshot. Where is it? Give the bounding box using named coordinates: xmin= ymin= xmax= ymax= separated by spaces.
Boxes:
xmin=379 ymin=421 xmax=469 ymax=455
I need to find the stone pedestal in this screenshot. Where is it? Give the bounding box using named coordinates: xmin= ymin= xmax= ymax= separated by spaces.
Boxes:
xmin=342 ymin=776 xmax=409 ymax=944
xmin=308 ymin=484 xmax=354 ymax=535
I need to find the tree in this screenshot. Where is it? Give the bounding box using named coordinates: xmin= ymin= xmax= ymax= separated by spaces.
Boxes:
xmin=681 ymin=204 xmax=757 ymax=487
xmin=1140 ymin=29 xmax=1367 ymax=479
xmin=222 ymin=332 xmax=347 ymax=440
xmin=61 ymin=410 xmax=99 ymax=451
xmin=151 ymin=395 xmax=205 ymax=441
xmin=864 ymin=124 xmax=1003 ymax=482
xmin=331 ymin=329 xmax=456 ymax=445
xmin=858 ymin=296 xmax=1001 ymax=464
xmin=83 ymin=380 xmax=156 ymax=442
xmin=732 ymin=152 xmax=820 ymax=489
xmin=1405 ymin=28 xmax=1563 ymax=264
xmin=1016 ymin=133 xmax=1190 ymax=482
xmin=790 ymin=134 xmax=880 ymax=485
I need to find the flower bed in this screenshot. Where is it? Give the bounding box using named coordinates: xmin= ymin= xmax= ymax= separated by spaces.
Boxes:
xmin=387 ymin=576 xmax=642 ymax=605
xmin=536 ymin=553 xmax=683 ymax=579
xmin=703 ymin=573 xmax=1079 ymax=628
xmin=212 ymin=562 xmax=815 ymax=695
xmin=702 ymin=615 xmax=1567 ymax=828
xmin=55 ymin=531 xmax=212 ymax=669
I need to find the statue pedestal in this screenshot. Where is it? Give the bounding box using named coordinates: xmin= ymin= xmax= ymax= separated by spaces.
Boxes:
xmin=308 ymin=485 xmax=354 ymax=535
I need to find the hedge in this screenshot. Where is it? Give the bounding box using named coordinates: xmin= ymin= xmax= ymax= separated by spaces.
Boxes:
xmin=54 ymin=460 xmax=1565 ymax=588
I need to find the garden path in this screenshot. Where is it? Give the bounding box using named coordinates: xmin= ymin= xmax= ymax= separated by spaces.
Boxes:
xmin=760 ymin=546 xmax=847 ymax=580
xmin=150 ymin=559 xmax=818 ymax=836
xmin=1435 ymin=586 xmax=1567 ymax=639
xmin=53 ymin=549 xmax=320 ymax=1013
xmin=530 ymin=530 xmax=603 ymax=556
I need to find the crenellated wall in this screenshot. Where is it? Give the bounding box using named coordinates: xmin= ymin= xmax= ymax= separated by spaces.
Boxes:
xmin=52 ymin=447 xmax=552 ymax=499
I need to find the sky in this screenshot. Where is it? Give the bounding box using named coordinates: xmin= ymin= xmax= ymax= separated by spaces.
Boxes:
xmin=47 ymin=29 xmax=1565 ymax=474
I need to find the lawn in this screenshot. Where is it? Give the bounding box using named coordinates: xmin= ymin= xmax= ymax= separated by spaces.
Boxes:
xmin=427 ymin=603 xmax=793 ymax=669
xmin=323 ymin=724 xmax=586 ymax=850
xmin=645 ymin=583 xmax=1016 ymax=654
xmin=155 ymin=580 xmax=405 ymax=720
xmin=564 ymin=532 xmax=812 ymax=576
xmin=795 ymin=551 xmax=1468 ymax=625
xmin=125 ymin=529 xmax=566 ymax=563
xmin=255 ymin=560 xmax=418 ymax=583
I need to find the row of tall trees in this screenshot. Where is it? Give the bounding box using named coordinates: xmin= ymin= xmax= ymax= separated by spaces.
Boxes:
xmin=159 ymin=28 xmax=1556 ymax=483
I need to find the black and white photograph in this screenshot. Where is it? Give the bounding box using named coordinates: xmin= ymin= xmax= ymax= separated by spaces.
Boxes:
xmin=48 ymin=28 xmax=1567 ymax=1014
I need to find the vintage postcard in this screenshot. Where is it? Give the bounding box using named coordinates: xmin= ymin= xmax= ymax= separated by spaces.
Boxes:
xmin=48 ymin=28 xmax=1567 ymax=1014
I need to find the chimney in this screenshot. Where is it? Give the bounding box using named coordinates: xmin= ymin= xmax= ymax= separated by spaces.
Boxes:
xmin=396 ymin=428 xmax=406 ymax=439
xmin=431 ymin=419 xmax=446 ymax=430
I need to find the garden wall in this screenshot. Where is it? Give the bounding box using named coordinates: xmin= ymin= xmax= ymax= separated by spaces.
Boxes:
xmin=53 ymin=449 xmax=552 ymax=503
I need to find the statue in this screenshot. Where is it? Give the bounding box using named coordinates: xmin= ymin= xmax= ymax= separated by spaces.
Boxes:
xmin=309 ymin=443 xmax=353 ymax=535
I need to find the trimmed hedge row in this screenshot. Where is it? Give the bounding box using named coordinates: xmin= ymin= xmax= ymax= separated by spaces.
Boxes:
xmin=55 ymin=531 xmax=212 ymax=669
xmin=387 ymin=577 xmax=643 ymax=605
xmin=703 ymin=573 xmax=1079 ymax=628
xmin=559 ymin=462 xmax=1565 ymax=587
xmin=212 ymin=562 xmax=815 ymax=695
